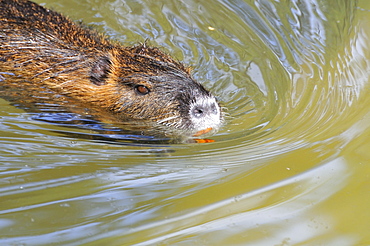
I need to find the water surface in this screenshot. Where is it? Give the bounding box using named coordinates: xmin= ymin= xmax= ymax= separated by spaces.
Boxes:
xmin=1 ymin=0 xmax=370 ymax=245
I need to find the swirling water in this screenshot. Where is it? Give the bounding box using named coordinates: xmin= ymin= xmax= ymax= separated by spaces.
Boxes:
xmin=1 ymin=0 xmax=370 ymax=245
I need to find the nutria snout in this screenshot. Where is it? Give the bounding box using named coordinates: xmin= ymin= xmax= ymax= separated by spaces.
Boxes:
xmin=0 ymin=0 xmax=223 ymax=137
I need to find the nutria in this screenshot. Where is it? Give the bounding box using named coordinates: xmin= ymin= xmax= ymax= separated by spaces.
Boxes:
xmin=0 ymin=0 xmax=222 ymax=138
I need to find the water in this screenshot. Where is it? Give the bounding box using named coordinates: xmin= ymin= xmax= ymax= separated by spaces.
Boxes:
xmin=1 ymin=0 xmax=370 ymax=245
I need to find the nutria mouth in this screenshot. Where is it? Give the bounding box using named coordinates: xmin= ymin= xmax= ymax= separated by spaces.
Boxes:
xmin=0 ymin=0 xmax=223 ymax=138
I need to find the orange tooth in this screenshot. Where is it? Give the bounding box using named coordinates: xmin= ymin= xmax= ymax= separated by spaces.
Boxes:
xmin=193 ymin=127 xmax=213 ymax=137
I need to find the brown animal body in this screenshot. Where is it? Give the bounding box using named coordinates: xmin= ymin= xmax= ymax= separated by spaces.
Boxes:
xmin=0 ymin=0 xmax=222 ymax=138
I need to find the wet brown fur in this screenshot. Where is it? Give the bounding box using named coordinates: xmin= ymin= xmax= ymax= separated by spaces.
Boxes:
xmin=0 ymin=0 xmax=212 ymax=132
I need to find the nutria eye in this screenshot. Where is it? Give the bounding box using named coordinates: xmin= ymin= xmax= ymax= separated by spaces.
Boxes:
xmin=135 ymin=85 xmax=150 ymax=95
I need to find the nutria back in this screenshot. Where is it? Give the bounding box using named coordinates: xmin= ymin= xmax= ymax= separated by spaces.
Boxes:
xmin=0 ymin=0 xmax=222 ymax=138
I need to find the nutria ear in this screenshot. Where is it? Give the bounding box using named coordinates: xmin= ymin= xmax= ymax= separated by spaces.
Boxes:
xmin=90 ymin=57 xmax=111 ymax=85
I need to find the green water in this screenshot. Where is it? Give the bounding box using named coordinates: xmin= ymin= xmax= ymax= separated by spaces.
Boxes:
xmin=1 ymin=0 xmax=370 ymax=245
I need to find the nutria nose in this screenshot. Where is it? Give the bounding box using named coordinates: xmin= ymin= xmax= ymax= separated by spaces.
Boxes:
xmin=189 ymin=97 xmax=221 ymax=131
xmin=191 ymin=102 xmax=219 ymax=118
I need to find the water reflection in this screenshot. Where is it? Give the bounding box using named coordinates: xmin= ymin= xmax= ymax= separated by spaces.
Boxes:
xmin=128 ymin=158 xmax=352 ymax=245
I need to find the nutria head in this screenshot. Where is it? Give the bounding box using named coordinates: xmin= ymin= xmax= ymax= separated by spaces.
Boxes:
xmin=87 ymin=45 xmax=222 ymax=137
